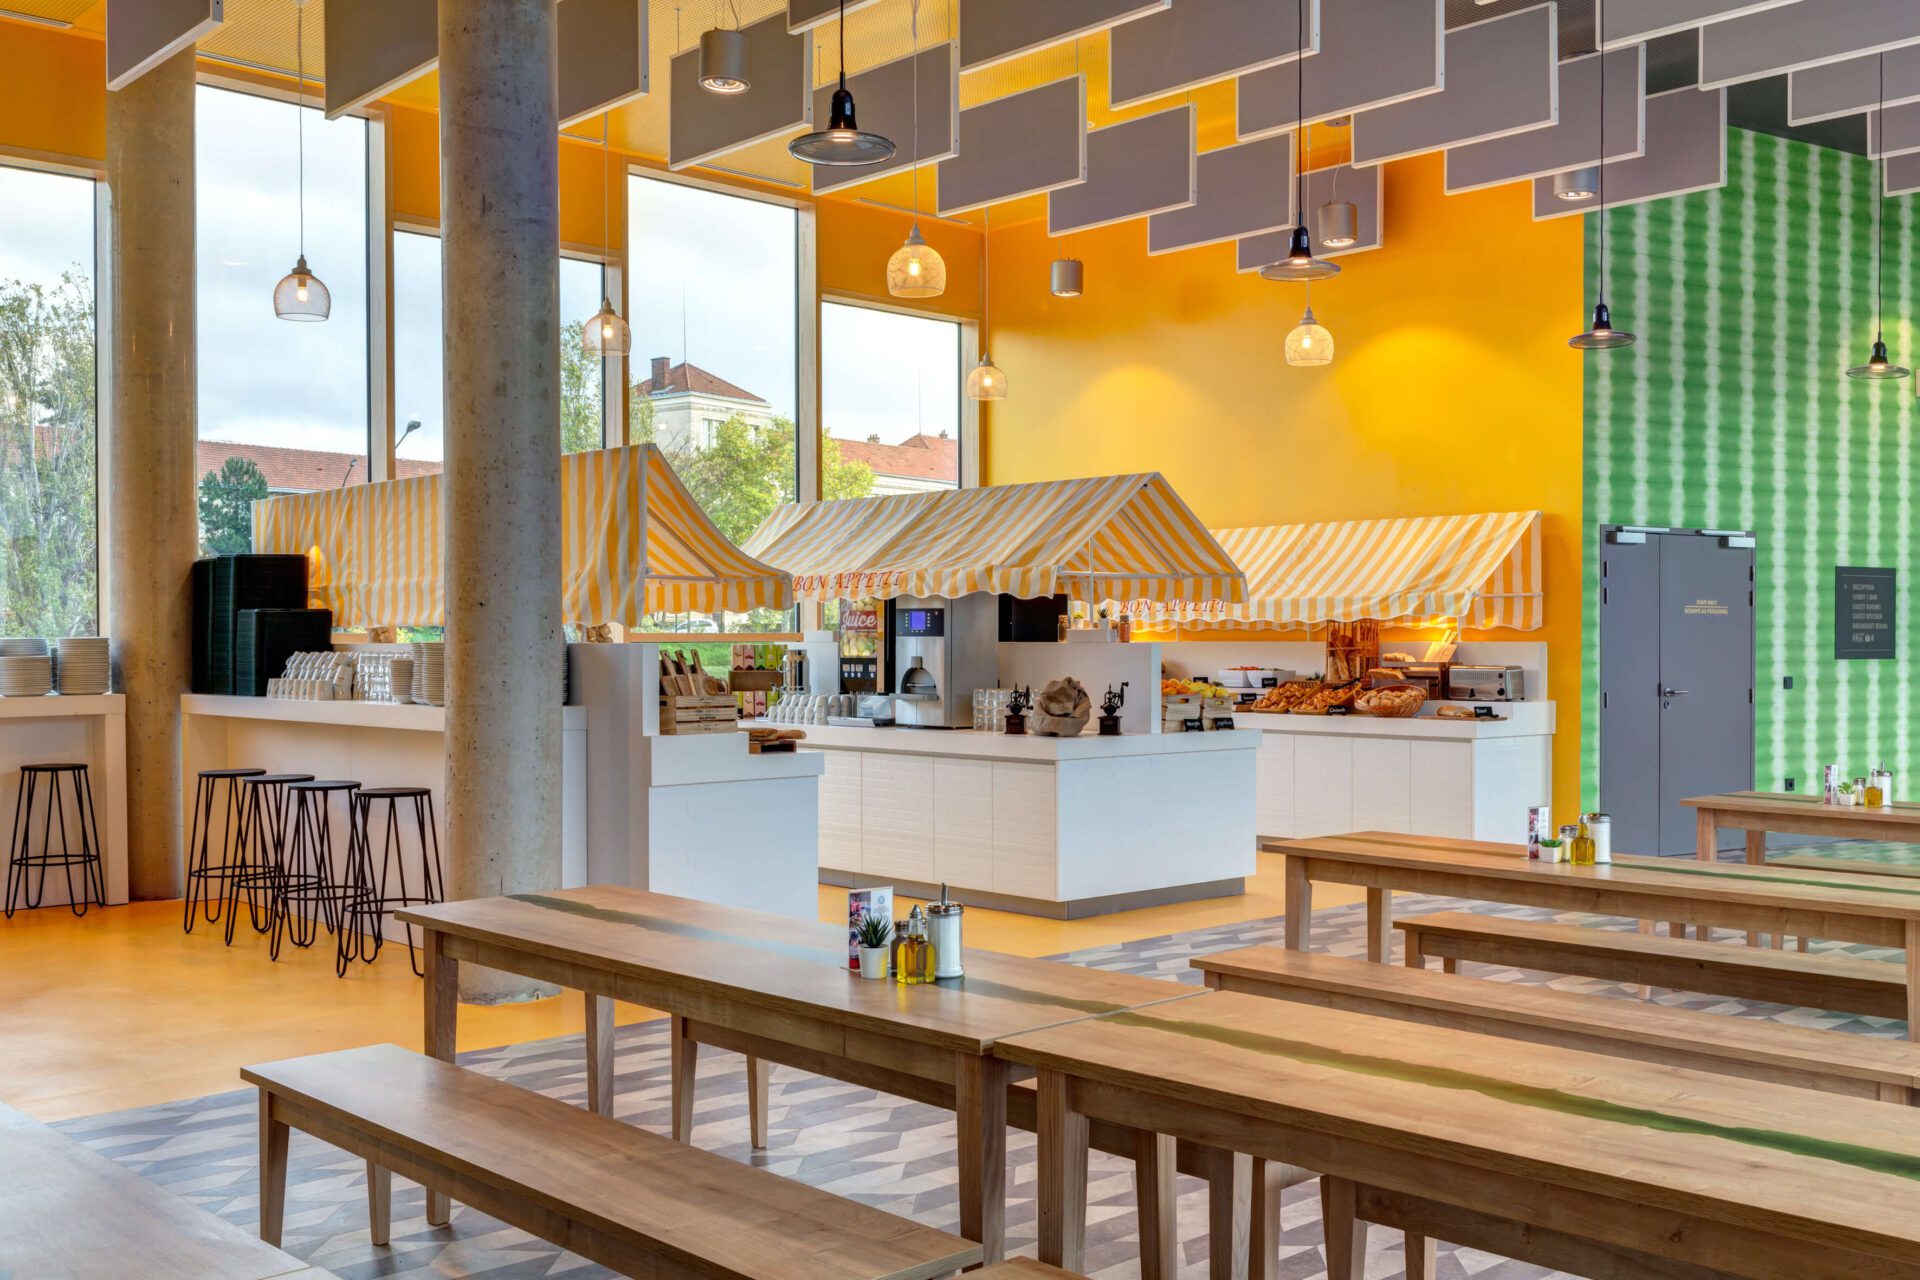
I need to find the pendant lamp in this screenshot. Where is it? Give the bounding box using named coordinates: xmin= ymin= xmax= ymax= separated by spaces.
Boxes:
xmin=1848 ymin=55 xmax=1910 ymax=380
xmin=1285 ymin=300 xmax=1333 ymax=367
xmin=1317 ymin=165 xmax=1357 ymax=248
xmin=699 ymin=1 xmax=750 ymax=94
xmin=1570 ymin=0 xmax=1635 ymax=350
xmin=583 ymin=117 xmax=632 ymax=359
xmin=1049 ymin=257 xmax=1084 ymax=297
xmin=274 ymin=0 xmax=329 ymax=322
xmin=967 ymin=209 xmax=1007 ymax=400
xmin=791 ymin=0 xmax=895 ymax=166
xmin=1553 ymin=166 xmax=1599 ymax=201
xmin=887 ymin=0 xmax=946 ymax=298
xmin=1260 ymin=0 xmax=1339 ymax=283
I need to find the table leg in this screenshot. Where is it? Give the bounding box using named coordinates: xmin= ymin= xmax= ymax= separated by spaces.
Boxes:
xmin=1319 ymin=1174 xmax=1366 ymax=1280
xmin=258 ymin=1092 xmax=289 ymax=1248
xmin=421 ymin=930 xmax=457 ymax=1227
xmin=585 ymin=993 xmax=615 ymax=1117
xmin=1404 ymin=1229 xmax=1439 ymax=1280
xmin=1133 ymin=1131 xmax=1178 ymax=1280
xmin=1284 ymin=858 xmax=1313 ymax=951
xmin=1205 ymin=1146 xmax=1252 ymax=1280
xmin=747 ymin=1055 xmax=769 ymax=1150
xmin=1249 ymin=1158 xmax=1294 ymax=1280
xmin=669 ymin=1015 xmax=699 ymax=1142
xmin=1695 ymin=809 xmax=1718 ymax=862
xmin=1365 ymin=888 xmax=1392 ymax=963
xmin=955 ymin=1052 xmax=1008 ymax=1265
xmin=366 ymin=1160 xmax=391 ymax=1247
xmin=1036 ymin=1069 xmax=1088 ymax=1272
xmin=1907 ymin=921 xmax=1919 ymax=1044
xmin=1745 ymin=829 xmax=1769 ymax=946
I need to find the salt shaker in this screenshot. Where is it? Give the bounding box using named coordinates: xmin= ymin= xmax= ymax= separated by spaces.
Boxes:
xmin=927 ymin=883 xmax=965 ymax=980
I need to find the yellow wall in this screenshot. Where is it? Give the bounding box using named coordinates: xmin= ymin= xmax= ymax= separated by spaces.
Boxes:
xmin=0 ymin=21 xmax=103 ymax=163
xmin=981 ymin=151 xmax=1587 ymax=818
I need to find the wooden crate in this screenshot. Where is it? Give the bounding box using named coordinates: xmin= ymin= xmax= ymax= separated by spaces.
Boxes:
xmin=661 ymin=693 xmax=739 ymax=735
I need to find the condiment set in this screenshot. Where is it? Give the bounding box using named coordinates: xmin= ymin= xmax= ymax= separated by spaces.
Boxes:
xmin=852 ymin=884 xmax=966 ymax=985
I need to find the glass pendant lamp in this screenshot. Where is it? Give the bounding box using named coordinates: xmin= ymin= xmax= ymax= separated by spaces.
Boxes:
xmin=887 ymin=1 xmax=946 ymax=298
xmin=699 ymin=2 xmax=750 ymax=94
xmin=1848 ymin=55 xmax=1910 ymax=380
xmin=1286 ymin=283 xmax=1333 ymax=367
xmin=967 ymin=210 xmax=1007 ymax=400
xmin=274 ymin=0 xmax=329 ymax=322
xmin=583 ymin=117 xmax=632 ymax=359
xmin=1570 ymin=0 xmax=1635 ymax=350
xmin=1260 ymin=0 xmax=1339 ymax=283
xmin=791 ymin=0 xmax=895 ymax=166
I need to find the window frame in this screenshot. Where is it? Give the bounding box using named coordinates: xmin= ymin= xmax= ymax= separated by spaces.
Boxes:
xmin=817 ymin=291 xmax=979 ymax=493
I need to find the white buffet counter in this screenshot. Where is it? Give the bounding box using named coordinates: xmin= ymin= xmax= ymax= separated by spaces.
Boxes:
xmin=0 ymin=694 xmax=127 ymax=907
xmin=782 ymin=723 xmax=1260 ymax=918
xmin=1245 ymin=701 xmax=1555 ymax=845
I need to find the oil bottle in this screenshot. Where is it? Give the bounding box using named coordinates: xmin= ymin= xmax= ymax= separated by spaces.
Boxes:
xmin=894 ymin=905 xmax=938 ymax=986
xmin=1569 ymin=817 xmax=1596 ymax=866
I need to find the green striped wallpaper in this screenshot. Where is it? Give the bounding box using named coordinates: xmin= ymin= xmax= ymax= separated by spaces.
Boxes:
xmin=1581 ymin=128 xmax=1919 ymax=807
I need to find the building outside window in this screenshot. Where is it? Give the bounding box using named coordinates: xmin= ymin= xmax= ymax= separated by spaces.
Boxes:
xmin=820 ymin=301 xmax=962 ymax=496
xmin=0 ymin=163 xmax=97 ymax=637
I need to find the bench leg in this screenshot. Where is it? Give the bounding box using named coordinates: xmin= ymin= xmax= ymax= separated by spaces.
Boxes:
xmin=366 ymin=1161 xmax=391 ymax=1247
xmin=585 ymin=993 xmax=616 ymax=1118
xmin=1745 ymin=830 xmax=1768 ymax=945
xmin=1319 ymin=1175 xmax=1366 ymax=1280
xmin=1037 ymin=1069 xmax=1088 ymax=1272
xmin=1284 ymin=857 xmax=1313 ymax=950
xmin=1403 ymin=930 xmax=1425 ymax=970
xmin=1134 ymin=1131 xmax=1178 ymax=1280
xmin=422 ymin=931 xmax=457 ymax=1227
xmin=1907 ymin=921 xmax=1920 ymax=1043
xmin=258 ymin=1092 xmax=289 ymax=1248
xmin=669 ymin=1015 xmax=699 ymax=1142
xmin=1404 ymin=1230 xmax=1439 ymax=1280
xmin=1440 ymin=956 xmax=1458 ymax=975
xmin=1205 ymin=1146 xmax=1252 ymax=1280
xmin=747 ymin=1054 xmax=769 ymax=1150
xmin=956 ymin=1052 xmax=1009 ymax=1265
xmin=1365 ymin=888 xmax=1392 ymax=963
xmin=1248 ymin=1158 xmax=1295 ymax=1280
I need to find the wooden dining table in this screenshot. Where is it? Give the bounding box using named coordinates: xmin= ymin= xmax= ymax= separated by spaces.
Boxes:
xmin=1271 ymin=830 xmax=1920 ymax=1029
xmin=397 ymin=886 xmax=1203 ymax=1263
xmin=1685 ymin=790 xmax=1920 ymax=862
xmin=999 ymin=989 xmax=1920 ymax=1280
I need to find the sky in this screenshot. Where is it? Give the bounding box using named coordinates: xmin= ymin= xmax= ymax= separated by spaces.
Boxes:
xmin=821 ymin=301 xmax=960 ymax=448
xmin=0 ymin=166 xmax=92 ymax=296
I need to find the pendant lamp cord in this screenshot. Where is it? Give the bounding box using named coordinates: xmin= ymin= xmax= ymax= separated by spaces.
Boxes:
xmin=982 ymin=206 xmax=991 ymax=350
xmin=295 ymin=2 xmax=305 ymax=257
xmin=1595 ymin=0 xmax=1607 ymax=311
xmin=1295 ymin=0 xmax=1305 ymax=229
xmin=602 ymin=114 xmax=612 ymax=261
xmin=910 ymin=0 xmax=921 ymax=215
xmin=838 ymin=0 xmax=849 ymax=90
xmin=1877 ymin=52 xmax=1886 ymax=342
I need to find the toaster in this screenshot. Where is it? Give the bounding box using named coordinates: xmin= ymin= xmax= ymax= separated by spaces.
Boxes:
xmin=1444 ymin=664 xmax=1525 ymax=702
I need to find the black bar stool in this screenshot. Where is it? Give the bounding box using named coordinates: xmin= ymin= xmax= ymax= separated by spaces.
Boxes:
xmin=270 ymin=780 xmax=359 ymax=962
xmin=5 ymin=763 xmax=106 ymax=919
xmin=340 ymin=787 xmax=445 ymax=977
xmin=182 ymin=766 xmax=266 ymax=932
xmin=224 ymin=773 xmax=314 ymax=947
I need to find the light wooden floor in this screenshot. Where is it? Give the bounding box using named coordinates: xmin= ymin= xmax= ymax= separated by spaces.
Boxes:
xmin=0 ymin=850 xmax=1352 ymax=1121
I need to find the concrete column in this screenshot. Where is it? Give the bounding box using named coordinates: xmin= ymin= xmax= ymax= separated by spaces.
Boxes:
xmin=105 ymin=49 xmax=199 ymax=900
xmin=439 ymin=0 xmax=565 ymax=1001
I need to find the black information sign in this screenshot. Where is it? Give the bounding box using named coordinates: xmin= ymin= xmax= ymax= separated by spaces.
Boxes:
xmin=1836 ymin=566 xmax=1897 ymax=660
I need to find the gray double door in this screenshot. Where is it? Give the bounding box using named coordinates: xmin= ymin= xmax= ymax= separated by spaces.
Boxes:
xmin=1598 ymin=528 xmax=1756 ymax=857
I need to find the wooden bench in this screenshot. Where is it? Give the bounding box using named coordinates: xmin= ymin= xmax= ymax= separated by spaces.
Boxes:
xmin=1194 ymin=945 xmax=1920 ymax=1103
xmin=971 ymin=1262 xmax=1091 ymax=1279
xmin=243 ymin=1044 xmax=982 ymax=1280
xmin=1395 ymin=910 xmax=1908 ymax=1019
xmin=0 ymin=1100 xmax=334 ymax=1280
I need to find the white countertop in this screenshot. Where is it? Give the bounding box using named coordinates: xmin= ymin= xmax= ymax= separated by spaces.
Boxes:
xmin=183 ymin=693 xmax=586 ymax=733
xmin=750 ymin=720 xmax=1263 ymax=763
xmin=1238 ymin=700 xmax=1555 ymax=739
xmin=650 ymin=730 xmax=825 ymax=785
xmin=0 ymin=692 xmax=123 ymax=719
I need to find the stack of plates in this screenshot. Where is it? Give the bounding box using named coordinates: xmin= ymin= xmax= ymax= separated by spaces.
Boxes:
xmin=410 ymin=642 xmax=446 ymax=707
xmin=0 ymin=654 xmax=52 ymax=697
xmin=0 ymin=637 xmax=48 ymax=657
xmin=56 ymin=637 xmax=110 ymax=695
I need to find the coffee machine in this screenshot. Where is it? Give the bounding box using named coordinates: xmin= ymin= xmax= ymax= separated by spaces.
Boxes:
xmin=887 ymin=594 xmax=998 ymax=728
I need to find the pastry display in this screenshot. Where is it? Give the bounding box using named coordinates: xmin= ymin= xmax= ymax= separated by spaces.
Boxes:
xmin=1356 ymin=686 xmax=1426 ymax=718
xmin=1292 ymin=681 xmax=1360 ymax=714
xmin=1250 ymin=681 xmax=1316 ymax=712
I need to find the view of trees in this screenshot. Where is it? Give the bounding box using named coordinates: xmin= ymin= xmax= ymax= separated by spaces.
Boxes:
xmin=198 ymin=455 xmax=269 ymax=555
xmin=0 ymin=271 xmax=97 ymax=638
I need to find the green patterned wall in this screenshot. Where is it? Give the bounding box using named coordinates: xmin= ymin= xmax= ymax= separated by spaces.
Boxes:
xmin=1581 ymin=128 xmax=1919 ymax=807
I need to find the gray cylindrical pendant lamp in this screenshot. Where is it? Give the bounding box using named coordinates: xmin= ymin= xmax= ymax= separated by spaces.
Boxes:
xmin=1316 ymin=201 xmax=1357 ymax=249
xmin=1554 ymin=166 xmax=1600 ymax=201
xmin=1049 ymin=257 xmax=1084 ymax=298
xmin=699 ymin=27 xmax=750 ymax=94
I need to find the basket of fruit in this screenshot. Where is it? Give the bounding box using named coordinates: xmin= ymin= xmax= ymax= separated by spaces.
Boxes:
xmin=1355 ymin=685 xmax=1426 ymax=718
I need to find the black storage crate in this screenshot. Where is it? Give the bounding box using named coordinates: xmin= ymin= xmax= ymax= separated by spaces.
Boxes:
xmin=234 ymin=608 xmax=334 ymax=698
xmin=194 ymin=554 xmax=308 ymax=694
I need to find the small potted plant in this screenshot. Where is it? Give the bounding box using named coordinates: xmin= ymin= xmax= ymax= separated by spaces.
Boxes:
xmin=854 ymin=913 xmax=893 ymax=980
xmin=1838 ymin=779 xmax=1859 ymax=806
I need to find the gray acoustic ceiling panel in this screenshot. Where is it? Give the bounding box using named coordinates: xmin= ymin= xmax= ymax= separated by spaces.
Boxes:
xmin=1146 ymin=132 xmax=1294 ymax=255
xmin=1886 ymin=150 xmax=1920 ymax=196
xmin=1237 ymin=0 xmax=1443 ymax=138
xmin=1109 ymin=0 xmax=1316 ymax=112
xmin=1349 ymin=4 xmax=1557 ymax=168
xmin=810 ymin=43 xmax=958 ymax=195
xmin=935 ymin=77 xmax=1087 ymax=214
xmin=1789 ymin=47 xmax=1920 ymax=126
xmin=959 ymin=0 xmax=1169 ymax=74
xmin=668 ymin=13 xmax=811 ymax=171
xmin=1698 ymin=0 xmax=1920 ymax=89
xmin=1445 ymin=45 xmax=1644 ymax=195
xmin=1597 ymin=0 xmax=1800 ymax=50
xmin=1048 ymin=105 xmax=1196 ymax=235
xmin=323 ymin=0 xmax=434 ymax=118
xmin=1234 ymin=162 xmax=1381 ymax=270
xmin=558 ymin=0 xmax=647 ymax=128
xmin=1868 ymin=104 xmax=1920 ymax=158
xmin=1531 ymin=86 xmax=1726 ymax=220
xmin=787 ymin=0 xmax=882 ymax=34
xmin=108 ymin=0 xmax=221 ymax=90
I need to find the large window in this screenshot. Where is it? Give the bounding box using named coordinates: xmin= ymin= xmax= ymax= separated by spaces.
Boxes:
xmin=0 ymin=164 xmax=96 ymax=636
xmin=821 ymin=301 xmax=961 ymax=496
xmin=393 ymin=231 xmax=608 ymax=462
xmin=194 ymin=84 xmax=369 ymax=553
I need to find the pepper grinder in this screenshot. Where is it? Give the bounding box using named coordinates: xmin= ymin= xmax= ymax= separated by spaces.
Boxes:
xmin=927 ymin=883 xmax=965 ymax=979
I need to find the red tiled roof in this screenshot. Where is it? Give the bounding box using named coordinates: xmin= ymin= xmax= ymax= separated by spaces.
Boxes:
xmin=196 ymin=439 xmax=442 ymax=493
xmin=635 ymin=359 xmax=768 ymax=405
xmin=830 ymin=431 xmax=959 ymax=482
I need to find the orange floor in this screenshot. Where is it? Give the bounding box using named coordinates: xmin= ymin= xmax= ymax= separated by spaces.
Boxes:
xmin=0 ymin=850 xmax=1352 ymax=1121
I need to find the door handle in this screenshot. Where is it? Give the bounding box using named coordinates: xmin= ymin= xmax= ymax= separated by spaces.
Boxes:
xmin=1661 ymin=686 xmax=1690 ymax=697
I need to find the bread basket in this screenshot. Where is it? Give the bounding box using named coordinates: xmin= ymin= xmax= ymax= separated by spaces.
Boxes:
xmin=1355 ymin=684 xmax=1426 ymax=718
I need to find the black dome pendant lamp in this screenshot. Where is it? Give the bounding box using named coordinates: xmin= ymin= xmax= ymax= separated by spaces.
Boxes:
xmin=1848 ymin=54 xmax=1910 ymax=380
xmin=1570 ymin=0 xmax=1635 ymax=350
xmin=790 ymin=0 xmax=896 ymax=167
xmin=1260 ymin=0 xmax=1339 ymax=283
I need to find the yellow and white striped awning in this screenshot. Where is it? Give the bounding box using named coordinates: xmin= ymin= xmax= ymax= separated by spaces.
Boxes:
xmin=742 ymin=473 xmax=1245 ymax=606
xmin=1124 ymin=510 xmax=1545 ymax=630
xmin=251 ymin=444 xmax=791 ymax=628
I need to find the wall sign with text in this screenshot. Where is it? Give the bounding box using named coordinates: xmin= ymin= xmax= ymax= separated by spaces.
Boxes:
xmin=1835 ymin=566 xmax=1897 ymax=660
